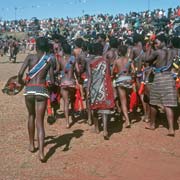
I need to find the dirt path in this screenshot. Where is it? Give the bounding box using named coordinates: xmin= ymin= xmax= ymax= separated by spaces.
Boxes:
xmin=1 ymin=54 xmax=180 ymax=180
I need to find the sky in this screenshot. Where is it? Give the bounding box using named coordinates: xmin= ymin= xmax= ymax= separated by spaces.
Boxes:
xmin=0 ymin=0 xmax=179 ymax=20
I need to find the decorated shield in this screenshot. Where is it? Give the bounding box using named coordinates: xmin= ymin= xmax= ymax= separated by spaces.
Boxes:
xmin=2 ymin=75 xmax=24 ymax=95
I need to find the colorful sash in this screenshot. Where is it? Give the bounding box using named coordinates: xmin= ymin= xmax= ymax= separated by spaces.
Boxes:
xmin=64 ymin=56 xmax=75 ymax=73
xmin=134 ymin=50 xmax=144 ymax=63
xmin=26 ymin=54 xmax=51 ymax=81
xmin=154 ymin=63 xmax=172 ymax=73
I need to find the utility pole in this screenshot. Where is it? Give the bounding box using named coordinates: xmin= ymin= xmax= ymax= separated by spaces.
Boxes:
xmin=148 ymin=0 xmax=150 ymax=11
xmin=14 ymin=7 xmax=17 ymax=37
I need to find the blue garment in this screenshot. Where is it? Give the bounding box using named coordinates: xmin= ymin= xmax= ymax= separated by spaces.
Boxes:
xmin=27 ymin=54 xmax=51 ymax=79
xmin=154 ymin=63 xmax=172 ymax=73
xmin=64 ymin=56 xmax=75 ymax=72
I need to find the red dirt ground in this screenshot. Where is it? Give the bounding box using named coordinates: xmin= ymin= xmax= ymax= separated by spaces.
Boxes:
xmin=1 ymin=53 xmax=180 ymax=180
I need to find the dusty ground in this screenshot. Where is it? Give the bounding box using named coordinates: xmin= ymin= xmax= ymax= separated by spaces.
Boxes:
xmin=1 ymin=53 xmax=180 ymax=180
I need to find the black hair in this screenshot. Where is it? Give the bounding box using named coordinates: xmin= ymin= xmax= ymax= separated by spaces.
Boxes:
xmin=62 ymin=42 xmax=71 ymax=55
xmin=156 ymin=33 xmax=167 ymax=44
xmin=48 ymin=43 xmax=54 ymax=54
xmin=133 ymin=33 xmax=144 ymax=44
xmin=82 ymin=41 xmax=89 ymax=51
xmin=124 ymin=35 xmax=133 ymax=46
xmin=118 ymin=45 xmax=128 ymax=56
xmin=51 ymin=33 xmax=66 ymax=44
xmin=171 ymin=36 xmax=180 ymax=48
xmin=51 ymin=33 xmax=60 ymax=41
xmin=97 ymin=33 xmax=106 ymax=41
xmin=87 ymin=43 xmax=94 ymax=54
xmin=93 ymin=42 xmax=103 ymax=55
xmin=109 ymin=37 xmax=118 ymax=48
xmin=36 ymin=37 xmax=50 ymax=52
xmin=75 ymin=38 xmax=84 ymax=48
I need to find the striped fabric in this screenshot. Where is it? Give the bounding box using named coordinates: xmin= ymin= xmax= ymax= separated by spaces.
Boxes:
xmin=150 ymin=72 xmax=177 ymax=107
xmin=27 ymin=54 xmax=50 ymax=79
xmin=24 ymin=85 xmax=49 ymax=98
xmin=115 ymin=75 xmax=132 ymax=88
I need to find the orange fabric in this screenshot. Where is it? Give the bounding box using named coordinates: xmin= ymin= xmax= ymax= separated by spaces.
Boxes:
xmin=138 ymin=82 xmax=145 ymax=95
xmin=74 ymin=85 xmax=84 ymax=112
xmin=47 ymin=98 xmax=53 ymax=116
xmin=129 ymin=83 xmax=138 ymax=112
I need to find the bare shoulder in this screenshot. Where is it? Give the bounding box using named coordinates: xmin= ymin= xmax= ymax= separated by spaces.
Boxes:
xmin=113 ymin=58 xmax=119 ymax=64
xmin=26 ymin=53 xmax=34 ymax=59
xmin=104 ymin=50 xmax=111 ymax=60
xmin=22 ymin=54 xmax=34 ymax=64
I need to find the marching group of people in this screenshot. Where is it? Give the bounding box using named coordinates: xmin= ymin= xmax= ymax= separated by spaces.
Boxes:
xmin=16 ymin=31 xmax=180 ymax=162
xmin=0 ymin=36 xmax=20 ymax=62
xmin=1 ymin=6 xmax=177 ymax=162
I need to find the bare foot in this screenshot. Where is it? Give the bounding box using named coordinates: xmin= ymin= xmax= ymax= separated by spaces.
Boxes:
xmin=144 ymin=118 xmax=150 ymax=123
xmin=28 ymin=144 xmax=35 ymax=153
xmin=87 ymin=119 xmax=92 ymax=126
xmin=103 ymin=131 xmax=109 ymax=140
xmin=66 ymin=123 xmax=70 ymax=129
xmin=39 ymin=153 xmax=45 ymax=163
xmin=167 ymin=129 xmax=175 ymax=137
xmin=145 ymin=123 xmax=155 ymax=130
xmin=142 ymin=115 xmax=150 ymax=123
xmin=95 ymin=127 xmax=100 ymax=134
xmin=124 ymin=121 xmax=131 ymax=128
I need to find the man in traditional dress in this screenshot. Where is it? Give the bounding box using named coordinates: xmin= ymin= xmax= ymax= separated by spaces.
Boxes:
xmin=18 ymin=37 xmax=55 ymax=162
xmin=144 ymin=33 xmax=177 ymax=136
xmin=87 ymin=42 xmax=115 ymax=140
xmin=58 ymin=42 xmax=77 ymax=128
xmin=104 ymin=37 xmax=121 ymax=114
xmin=112 ymin=45 xmax=132 ymax=128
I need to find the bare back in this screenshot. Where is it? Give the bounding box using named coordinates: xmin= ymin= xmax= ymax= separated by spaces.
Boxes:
xmin=104 ymin=48 xmax=118 ymax=64
xmin=113 ymin=56 xmax=130 ymax=75
xmin=59 ymin=55 xmax=76 ymax=80
xmin=146 ymin=48 xmax=169 ymax=68
xmin=73 ymin=48 xmax=82 ymax=59
xmin=18 ymin=53 xmax=54 ymax=85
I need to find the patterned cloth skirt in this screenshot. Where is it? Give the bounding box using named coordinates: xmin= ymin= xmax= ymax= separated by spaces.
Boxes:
xmin=89 ymin=58 xmax=114 ymax=110
xmin=24 ymin=84 xmax=49 ymax=98
xmin=150 ymin=72 xmax=177 ymax=107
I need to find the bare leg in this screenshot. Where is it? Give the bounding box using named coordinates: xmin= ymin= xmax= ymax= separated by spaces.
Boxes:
xmin=140 ymin=94 xmax=147 ymax=115
xmin=164 ymin=106 xmax=175 ymax=136
xmin=145 ymin=105 xmax=157 ymax=130
xmin=25 ymin=96 xmax=36 ymax=152
xmin=85 ymin=87 xmax=92 ymax=125
xmin=69 ymin=88 xmax=76 ymax=122
xmin=115 ymin=97 xmax=121 ymax=113
xmin=143 ymin=85 xmax=151 ymax=122
xmin=114 ymin=87 xmax=121 ymax=113
xmin=142 ymin=102 xmax=150 ymax=122
xmin=87 ymin=102 xmax=92 ymax=125
xmin=92 ymin=111 xmax=99 ymax=134
xmin=178 ymin=115 xmax=180 ymax=124
xmin=145 ymin=103 xmax=150 ymax=122
xmin=118 ymin=87 xmax=130 ymax=128
xmin=35 ymin=96 xmax=47 ymax=162
xmin=102 ymin=113 xmax=109 ymax=140
xmin=61 ymin=88 xmax=70 ymax=128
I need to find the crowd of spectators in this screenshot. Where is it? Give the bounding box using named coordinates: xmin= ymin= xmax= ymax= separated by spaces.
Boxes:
xmin=0 ymin=5 xmax=179 ymax=60
xmin=0 ymin=6 xmax=179 ymax=39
